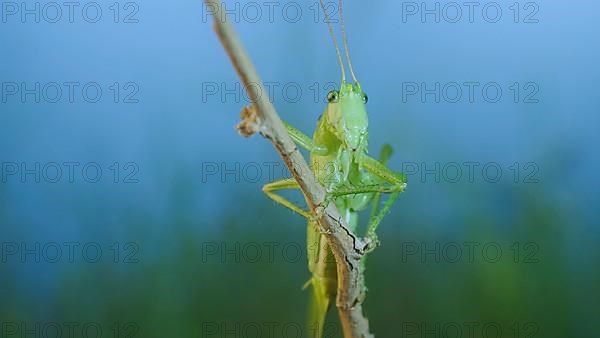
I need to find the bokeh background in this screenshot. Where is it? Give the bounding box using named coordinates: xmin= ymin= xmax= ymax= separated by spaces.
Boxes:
xmin=1 ymin=0 xmax=598 ymax=337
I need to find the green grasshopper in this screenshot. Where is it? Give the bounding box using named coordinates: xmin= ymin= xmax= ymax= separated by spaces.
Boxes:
xmin=262 ymin=0 xmax=407 ymax=336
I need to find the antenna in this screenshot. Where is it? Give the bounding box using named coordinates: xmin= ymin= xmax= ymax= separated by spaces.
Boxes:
xmin=319 ymin=0 xmax=346 ymax=82
xmin=339 ymin=0 xmax=359 ymax=85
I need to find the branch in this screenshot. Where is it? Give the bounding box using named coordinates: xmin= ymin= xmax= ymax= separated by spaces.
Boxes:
xmin=203 ymin=1 xmax=374 ymax=337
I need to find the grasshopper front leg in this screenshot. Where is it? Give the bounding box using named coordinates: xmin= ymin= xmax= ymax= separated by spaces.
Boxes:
xmin=283 ymin=121 xmax=329 ymax=156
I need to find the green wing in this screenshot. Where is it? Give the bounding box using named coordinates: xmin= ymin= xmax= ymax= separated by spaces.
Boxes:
xmin=306 ymin=219 xmax=337 ymax=337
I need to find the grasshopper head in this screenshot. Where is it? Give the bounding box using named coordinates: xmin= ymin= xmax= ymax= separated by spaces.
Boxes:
xmin=325 ymin=82 xmax=369 ymax=157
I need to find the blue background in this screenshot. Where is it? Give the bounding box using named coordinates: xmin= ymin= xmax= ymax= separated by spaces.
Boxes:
xmin=1 ymin=0 xmax=598 ymax=337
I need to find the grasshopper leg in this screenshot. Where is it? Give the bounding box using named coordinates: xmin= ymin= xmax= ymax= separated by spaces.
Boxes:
xmin=324 ymin=181 xmax=402 ymax=252
xmin=326 ymin=146 xmax=406 ymax=249
xmin=262 ymin=178 xmax=310 ymax=218
xmin=329 ymin=141 xmax=406 ymax=197
xmin=369 ymin=144 xmax=394 ymax=220
xmin=326 ymin=186 xmax=403 ymax=245
xmin=362 ymin=149 xmax=407 ymax=249
xmin=283 ymin=121 xmax=328 ymax=155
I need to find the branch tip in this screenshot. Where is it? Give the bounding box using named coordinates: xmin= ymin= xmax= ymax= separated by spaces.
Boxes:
xmin=236 ymin=105 xmax=261 ymax=137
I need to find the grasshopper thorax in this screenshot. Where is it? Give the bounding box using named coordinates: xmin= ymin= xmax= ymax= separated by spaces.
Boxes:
xmin=325 ymin=81 xmax=369 ymax=157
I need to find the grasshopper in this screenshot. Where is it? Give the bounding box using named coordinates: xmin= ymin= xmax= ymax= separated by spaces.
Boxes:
xmin=262 ymin=0 xmax=407 ymax=336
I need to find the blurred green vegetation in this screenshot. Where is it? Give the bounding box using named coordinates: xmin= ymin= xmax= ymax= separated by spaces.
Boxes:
xmin=0 ymin=178 xmax=598 ymax=338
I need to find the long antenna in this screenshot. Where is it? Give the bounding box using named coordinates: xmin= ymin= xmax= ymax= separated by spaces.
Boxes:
xmin=339 ymin=0 xmax=359 ymax=85
xmin=319 ymin=0 xmax=346 ymax=82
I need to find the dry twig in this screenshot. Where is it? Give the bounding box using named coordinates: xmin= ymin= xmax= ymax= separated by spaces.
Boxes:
xmin=204 ymin=1 xmax=375 ymax=336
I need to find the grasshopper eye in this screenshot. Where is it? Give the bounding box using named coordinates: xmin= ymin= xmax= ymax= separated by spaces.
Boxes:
xmin=327 ymin=90 xmax=339 ymax=103
xmin=362 ymin=93 xmax=368 ymax=104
